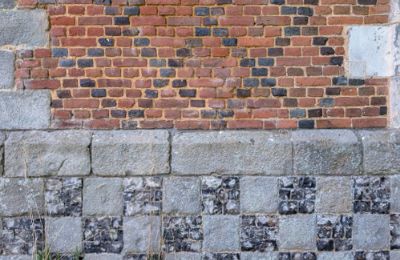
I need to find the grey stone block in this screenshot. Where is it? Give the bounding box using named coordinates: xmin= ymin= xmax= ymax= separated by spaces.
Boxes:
xmin=0 ymin=132 xmax=5 ymax=175
xmin=165 ymin=253 xmax=202 ymax=260
xmin=240 ymin=253 xmax=279 ymax=260
xmin=84 ymin=254 xmax=123 ymax=260
xmin=240 ymin=177 xmax=278 ymax=213
xmin=278 ymin=214 xmax=316 ymax=250
xmin=0 ymin=50 xmax=14 ymax=89
xmin=361 ymin=130 xmax=400 ymax=174
xmin=83 ymin=178 xmax=123 ymax=216
xmin=203 ymin=215 xmax=240 ymax=251
xmin=163 ymin=177 xmax=201 ymax=214
xmin=46 ymin=217 xmax=82 ymax=254
xmin=92 ymin=130 xmax=170 ymax=176
xmin=0 ymin=0 xmax=16 ymax=9
xmin=353 ymin=214 xmax=390 ymax=250
xmin=0 ymin=10 xmax=48 ymax=47
xmin=5 ymin=131 xmax=91 ymax=177
xmin=0 ymin=90 xmax=50 ymax=129
xmin=293 ymin=130 xmax=362 ymax=175
xmin=316 ymin=177 xmax=352 ymax=213
xmin=391 ymin=251 xmax=400 ymax=260
xmin=318 ymin=252 xmax=353 ymax=260
xmin=0 ymin=256 xmax=31 ymax=260
xmin=123 ymin=216 xmax=161 ymax=253
xmin=172 ymin=131 xmax=292 ymax=175
xmin=0 ymin=178 xmax=44 ymax=216
xmin=392 ymin=175 xmax=400 ymax=213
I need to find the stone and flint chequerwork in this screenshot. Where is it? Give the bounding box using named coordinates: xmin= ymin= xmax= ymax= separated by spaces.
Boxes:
xmin=0 ymin=130 xmax=398 ymax=259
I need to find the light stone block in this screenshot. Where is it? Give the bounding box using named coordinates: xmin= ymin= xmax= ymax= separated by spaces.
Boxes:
xmin=390 ymin=77 xmax=400 ymax=128
xmin=0 ymin=50 xmax=14 ymax=89
xmin=0 ymin=256 xmax=31 ymax=260
xmin=123 ymin=216 xmax=161 ymax=253
xmin=278 ymin=214 xmax=316 ymax=250
xmin=0 ymin=10 xmax=48 ymax=47
xmin=0 ymin=178 xmax=44 ymax=216
xmin=165 ymin=253 xmax=202 ymax=260
xmin=0 ymin=0 xmax=16 ymax=8
xmin=46 ymin=217 xmax=82 ymax=254
xmin=83 ymin=178 xmax=123 ymax=216
xmin=318 ymin=252 xmax=353 ymax=260
xmin=392 ymin=175 xmax=400 ymax=213
xmin=240 ymin=253 xmax=279 ymax=260
xmin=316 ymin=177 xmax=352 ymax=213
xmin=172 ymin=131 xmax=292 ymax=175
xmin=353 ymin=214 xmax=390 ymax=250
xmin=240 ymin=177 xmax=278 ymax=213
xmin=5 ymin=131 xmax=91 ymax=177
xmin=84 ymin=254 xmax=123 ymax=260
xmin=0 ymin=90 xmax=50 ymax=129
xmin=163 ymin=177 xmax=201 ymax=214
xmin=391 ymin=251 xmax=400 ymax=260
xmin=360 ymin=130 xmax=400 ymax=174
xmin=203 ymin=215 xmax=240 ymax=251
xmin=293 ymin=130 xmax=362 ymax=175
xmin=348 ymin=25 xmax=392 ymax=77
xmin=92 ymin=130 xmax=170 ymax=176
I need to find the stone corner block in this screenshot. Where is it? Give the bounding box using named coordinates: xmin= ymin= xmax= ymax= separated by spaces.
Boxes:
xmin=46 ymin=217 xmax=82 ymax=254
xmin=0 ymin=10 xmax=48 ymax=47
xmin=0 ymin=178 xmax=44 ymax=216
xmin=92 ymin=130 xmax=170 ymax=176
xmin=278 ymin=214 xmax=316 ymax=250
xmin=353 ymin=214 xmax=390 ymax=250
xmin=348 ymin=25 xmax=393 ymax=77
xmin=5 ymin=131 xmax=91 ymax=177
xmin=361 ymin=130 xmax=400 ymax=174
xmin=293 ymin=130 xmax=361 ymax=175
xmin=240 ymin=176 xmax=278 ymax=213
xmin=83 ymin=178 xmax=123 ymax=216
xmin=0 ymin=90 xmax=51 ymax=130
xmin=123 ymin=216 xmax=161 ymax=254
xmin=163 ymin=177 xmax=201 ymax=214
xmin=0 ymin=50 xmax=15 ymax=89
xmin=172 ymin=131 xmax=292 ymax=175
xmin=203 ymin=215 xmax=240 ymax=252
xmin=316 ymin=177 xmax=352 ymax=214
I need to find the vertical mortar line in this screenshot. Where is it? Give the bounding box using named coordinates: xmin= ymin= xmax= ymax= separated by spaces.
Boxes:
xmin=353 ymin=129 xmax=364 ymax=176
xmin=290 ymin=129 xmax=295 ymax=176
xmin=89 ymin=131 xmax=93 ymax=176
xmin=167 ymin=129 xmax=173 ymax=175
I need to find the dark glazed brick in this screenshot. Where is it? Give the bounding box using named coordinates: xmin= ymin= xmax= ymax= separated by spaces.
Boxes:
xmin=216 ymin=0 xmax=232 ymax=4
xmin=332 ymin=76 xmax=348 ymax=85
xmin=186 ymin=38 xmax=203 ymax=47
xmin=123 ymin=177 xmax=162 ymax=216
xmin=285 ymin=27 xmax=301 ymax=36
xmin=102 ymin=99 xmax=117 ymax=107
xmin=243 ymin=78 xmax=260 ymax=87
xmin=213 ymin=28 xmax=229 ymax=37
xmin=129 ymin=109 xmax=145 ymax=118
xmin=281 ymin=6 xmax=297 ymax=15
xmin=98 ymin=38 xmax=114 ymax=47
xmin=321 ymin=47 xmax=335 ymax=56
xmin=241 ymin=215 xmax=278 ymax=252
xmin=196 ymin=27 xmax=211 ymax=37
xmin=150 ymin=59 xmax=166 ymax=67
xmin=160 ymin=68 xmax=176 ymax=78
xmin=354 ymin=251 xmax=389 ymax=260
xmin=299 ymin=120 xmax=315 ymax=129
xmin=114 ymin=17 xmax=130 ymax=25
xmin=195 ymin=7 xmax=210 ymax=16
xmin=293 ymin=17 xmax=309 ymax=25
xmin=201 ymin=176 xmax=240 ymax=215
xmin=57 ymin=90 xmax=72 ymax=99
xmin=278 ymin=177 xmax=316 ymax=214
xmin=124 ymin=7 xmax=140 ymax=16
xmin=134 ymin=38 xmax=150 ymax=47
xmin=358 ymin=0 xmax=377 ymax=4
xmin=353 ymin=177 xmax=390 ymax=214
xmin=252 ymin=68 xmax=268 ymax=76
xmin=179 ymin=89 xmax=197 ymax=97
xmin=218 ymin=109 xmax=234 ymax=118
xmin=202 ymin=110 xmax=217 ymax=119
xmin=271 ymin=0 xmax=285 ymax=5
xmin=240 ymin=59 xmax=256 ymax=67
xmin=83 ymin=217 xmax=123 ymax=253
xmin=60 ymin=59 xmax=75 ymax=67
xmin=308 ymin=108 xmax=322 ymax=117
xmin=168 ymin=59 xmax=184 ymax=67
xmin=278 ymin=252 xmax=317 ymax=260
xmin=298 ymin=7 xmax=314 ymax=16
xmin=111 ymin=110 xmax=126 ymax=118
xmin=326 ymin=87 xmax=341 ymax=95
xmin=223 ymin=38 xmax=238 ymax=47
xmin=141 ymin=48 xmax=157 ymax=57
xmin=272 ymin=88 xmax=287 ymax=97
xmin=52 ymin=48 xmax=68 ymax=57
xmin=162 ymin=216 xmax=203 ymax=252
xmin=177 ymin=48 xmax=192 ymax=57
xmin=349 ymin=79 xmax=365 ymax=86
xmin=145 ymin=89 xmax=158 ymax=98
xmin=105 ymin=7 xmax=119 ymax=15
xmin=123 ymin=28 xmax=140 ymax=36
xmin=237 ymin=89 xmax=251 ymax=98
xmin=80 ymin=79 xmax=96 ymax=88
xmin=259 ymin=58 xmax=275 ymax=66
xmin=172 ymin=79 xmax=187 ymax=88
xmin=1 ymin=218 xmax=45 ymax=255
xmin=191 ymin=100 xmax=205 ymax=107
xmin=261 ymin=78 xmax=277 ymax=87
xmin=78 ymin=59 xmax=94 ymax=68
xmin=276 ymin=37 xmax=291 ymax=46
xmin=319 ymin=98 xmax=335 ymax=107
xmin=153 ymin=79 xmax=170 ymax=88
xmin=330 ymin=56 xmax=344 ymax=66
xmin=290 ymin=109 xmax=306 ymax=118
xmin=380 ymin=106 xmax=388 ymax=115
xmin=93 ymin=0 xmax=111 ymax=4
xmin=45 ymin=179 xmax=82 ymax=217
xmin=316 ymin=215 xmax=353 ymax=251
xmin=268 ymin=48 xmax=284 ymax=56
xmin=302 ymin=27 xmax=318 ymax=35
xmin=204 ymin=17 xmax=218 ymax=26
xmin=313 ymin=37 xmax=328 ymax=46
xmin=91 ymin=89 xmax=106 ymax=97
xmin=88 ymin=48 xmax=105 ymax=57
xmin=305 ymin=0 xmax=319 ymax=4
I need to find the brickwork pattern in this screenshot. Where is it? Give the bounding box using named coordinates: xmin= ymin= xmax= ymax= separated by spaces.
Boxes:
xmin=12 ymin=0 xmax=390 ymax=129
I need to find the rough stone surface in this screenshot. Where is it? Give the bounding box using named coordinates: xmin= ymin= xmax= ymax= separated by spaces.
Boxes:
xmin=293 ymin=130 xmax=362 ymax=175
xmin=317 ymin=252 xmax=354 ymax=260
xmin=240 ymin=215 xmax=278 ymax=252
xmin=353 ymin=177 xmax=390 ymax=214
xmin=203 ymin=253 xmax=240 ymax=259
xmin=46 ymin=217 xmax=82 ymax=254
xmin=0 ymin=178 xmax=44 ymax=216
xmin=390 ymin=77 xmax=400 ymax=128
xmin=5 ymin=131 xmax=91 ymax=177
xmin=45 ymin=178 xmax=82 ymax=217
xmin=392 ymin=175 xmax=400 ymax=213
xmin=278 ymin=177 xmax=316 ymax=215
xmin=361 ymin=130 xmax=400 ymax=174
xmin=0 ymin=256 xmax=31 ymax=260
xmin=316 ymin=177 xmax=352 ymax=213
xmin=0 ymin=90 xmax=51 ymax=129
xmin=0 ymin=0 xmax=16 ymax=9
xmin=92 ymin=130 xmax=170 ymax=176
xmin=83 ymin=178 xmax=123 ymax=216
xmin=123 ymin=216 xmax=161 ymax=253
xmin=203 ymin=215 xmax=240 ymax=251
xmin=0 ymin=50 xmax=14 ymax=89
xmin=0 ymin=133 xmax=5 ymax=176
xmin=354 ymin=251 xmax=390 ymax=259
xmin=240 ymin=177 xmax=278 ymax=213
xmin=316 ymin=215 xmax=353 ymax=251
xmin=391 ymin=251 xmax=400 ymax=260
xmin=85 ymin=254 xmax=123 ymax=260
xmin=348 ymin=25 xmax=392 ymax=77
xmin=278 ymin=252 xmax=317 ymax=259
xmin=202 ymin=176 xmax=240 ymax=215
xmin=353 ymin=214 xmax=390 ymax=250
xmin=278 ymin=215 xmax=316 ymax=250
xmin=165 ymin=253 xmax=202 ymax=260
xmin=163 ymin=177 xmax=201 ymax=214
xmin=172 ymin=131 xmax=292 ymax=175
xmin=240 ymin=253 xmax=279 ymax=260
xmin=0 ymin=10 xmax=48 ymax=47
xmin=390 ymin=214 xmax=400 ymax=249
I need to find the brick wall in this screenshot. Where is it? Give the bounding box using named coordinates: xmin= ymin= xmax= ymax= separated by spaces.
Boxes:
xmin=13 ymin=0 xmax=390 ymax=129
